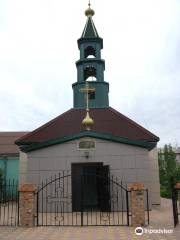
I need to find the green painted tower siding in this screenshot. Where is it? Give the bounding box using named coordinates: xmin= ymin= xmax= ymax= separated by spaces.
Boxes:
xmin=0 ymin=157 xmax=19 ymax=182
xmin=72 ymin=14 xmax=109 ymax=109
xmin=73 ymin=81 xmax=109 ymax=109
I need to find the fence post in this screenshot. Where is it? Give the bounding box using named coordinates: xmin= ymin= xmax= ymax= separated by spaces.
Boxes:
xmin=19 ymin=184 xmax=36 ymax=227
xmin=128 ymin=183 xmax=145 ymax=227
xmin=175 ymin=183 xmax=180 ymax=210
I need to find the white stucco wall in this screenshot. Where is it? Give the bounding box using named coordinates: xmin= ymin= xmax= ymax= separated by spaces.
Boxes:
xmin=19 ymin=150 xmax=28 ymax=184
xmin=148 ymin=147 xmax=161 ymax=205
xmin=19 ymin=137 xmax=160 ymax=205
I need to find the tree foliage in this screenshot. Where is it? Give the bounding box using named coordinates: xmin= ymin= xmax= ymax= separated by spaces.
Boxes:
xmin=158 ymin=144 xmax=180 ymax=198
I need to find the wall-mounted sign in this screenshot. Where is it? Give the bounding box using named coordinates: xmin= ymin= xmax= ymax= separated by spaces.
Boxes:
xmin=78 ymin=140 xmax=95 ymax=150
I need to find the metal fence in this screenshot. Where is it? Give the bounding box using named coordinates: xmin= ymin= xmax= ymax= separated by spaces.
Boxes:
xmin=172 ymin=187 xmax=179 ymax=227
xmin=0 ymin=179 xmax=19 ymax=226
xmin=0 ymin=177 xmax=150 ymax=227
xmin=36 ymin=172 xmax=131 ymax=226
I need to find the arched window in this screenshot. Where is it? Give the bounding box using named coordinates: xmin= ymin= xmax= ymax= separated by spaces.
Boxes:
xmin=86 ymin=76 xmax=97 ymax=81
xmin=84 ymin=46 xmax=96 ymax=58
xmin=84 ymin=66 xmax=97 ymax=81
xmin=87 ymin=55 xmax=95 ymax=59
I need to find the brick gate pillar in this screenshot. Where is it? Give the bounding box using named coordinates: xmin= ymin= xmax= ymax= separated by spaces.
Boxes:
xmin=19 ymin=184 xmax=36 ymax=227
xmin=128 ymin=183 xmax=145 ymax=227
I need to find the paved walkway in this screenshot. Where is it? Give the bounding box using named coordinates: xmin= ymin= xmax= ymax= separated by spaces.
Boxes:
xmin=0 ymin=225 xmax=179 ymax=240
xmin=0 ymin=199 xmax=179 ymax=240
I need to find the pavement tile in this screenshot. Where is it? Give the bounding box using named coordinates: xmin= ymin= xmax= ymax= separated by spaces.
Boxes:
xmin=0 ymin=226 xmax=179 ymax=240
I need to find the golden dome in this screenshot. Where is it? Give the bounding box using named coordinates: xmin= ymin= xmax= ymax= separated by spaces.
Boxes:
xmin=82 ymin=111 xmax=94 ymax=131
xmin=85 ymin=4 xmax=95 ymax=17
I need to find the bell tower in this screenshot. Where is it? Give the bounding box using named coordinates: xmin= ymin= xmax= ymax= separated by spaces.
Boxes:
xmin=72 ymin=3 xmax=109 ymax=109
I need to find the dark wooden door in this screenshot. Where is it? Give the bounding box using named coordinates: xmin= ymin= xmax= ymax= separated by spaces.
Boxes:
xmin=71 ymin=163 xmax=103 ymax=211
xmin=71 ymin=163 xmax=110 ymax=212
xmin=97 ymin=165 xmax=111 ymax=211
xmin=71 ymin=163 xmax=83 ymax=211
xmin=83 ymin=165 xmax=99 ymax=210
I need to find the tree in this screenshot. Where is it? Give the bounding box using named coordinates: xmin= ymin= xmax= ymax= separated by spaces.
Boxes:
xmin=158 ymin=144 xmax=180 ymax=198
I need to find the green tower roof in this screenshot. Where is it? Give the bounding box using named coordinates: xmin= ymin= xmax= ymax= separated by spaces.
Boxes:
xmin=81 ymin=16 xmax=99 ymax=38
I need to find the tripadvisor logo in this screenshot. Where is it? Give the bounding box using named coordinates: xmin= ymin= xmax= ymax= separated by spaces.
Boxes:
xmin=135 ymin=227 xmax=173 ymax=235
xmin=135 ymin=227 xmax=144 ymax=236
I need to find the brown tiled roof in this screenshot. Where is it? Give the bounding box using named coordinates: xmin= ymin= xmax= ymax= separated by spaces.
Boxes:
xmin=0 ymin=132 xmax=28 ymax=156
xmin=15 ymin=108 xmax=159 ymax=145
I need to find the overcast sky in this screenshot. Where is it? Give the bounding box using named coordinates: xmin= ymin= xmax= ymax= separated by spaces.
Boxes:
xmin=0 ymin=0 xmax=180 ymax=147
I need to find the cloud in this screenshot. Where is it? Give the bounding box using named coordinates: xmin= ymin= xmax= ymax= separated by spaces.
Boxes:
xmin=0 ymin=0 xmax=180 ymax=147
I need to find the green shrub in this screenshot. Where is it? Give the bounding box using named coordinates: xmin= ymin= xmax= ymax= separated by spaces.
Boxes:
xmin=158 ymin=144 xmax=180 ymax=199
xmin=160 ymin=187 xmax=171 ymax=199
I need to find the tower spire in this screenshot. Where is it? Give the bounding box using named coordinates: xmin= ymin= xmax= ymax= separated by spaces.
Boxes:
xmin=82 ymin=2 xmax=98 ymax=38
xmin=72 ymin=3 xmax=109 ymax=109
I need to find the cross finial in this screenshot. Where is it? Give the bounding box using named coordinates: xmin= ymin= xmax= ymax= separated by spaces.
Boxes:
xmin=85 ymin=0 xmax=95 ymax=17
xmin=80 ymin=82 xmax=95 ymax=131
xmin=80 ymin=81 xmax=95 ymax=111
xmin=88 ymin=1 xmax=91 ymax=8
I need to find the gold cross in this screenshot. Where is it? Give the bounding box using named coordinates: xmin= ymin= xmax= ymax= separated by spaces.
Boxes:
xmin=88 ymin=0 xmax=91 ymax=8
xmin=80 ymin=81 xmax=95 ymax=111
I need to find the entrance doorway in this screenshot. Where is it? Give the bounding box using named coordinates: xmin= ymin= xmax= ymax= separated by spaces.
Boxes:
xmin=71 ymin=163 xmax=110 ymax=212
xmin=36 ymin=168 xmax=131 ymax=226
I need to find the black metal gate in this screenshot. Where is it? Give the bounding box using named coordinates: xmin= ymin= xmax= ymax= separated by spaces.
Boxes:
xmin=172 ymin=187 xmax=179 ymax=227
xmin=0 ymin=179 xmax=19 ymax=226
xmin=36 ymin=172 xmax=130 ymax=226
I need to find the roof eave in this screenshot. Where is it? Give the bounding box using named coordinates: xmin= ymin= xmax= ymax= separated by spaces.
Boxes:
xmin=77 ymin=37 xmax=103 ymax=49
xmin=0 ymin=153 xmax=19 ymax=157
xmin=19 ymin=131 xmax=156 ymax=153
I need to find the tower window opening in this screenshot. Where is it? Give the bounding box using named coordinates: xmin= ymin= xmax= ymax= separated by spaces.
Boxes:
xmin=85 ymin=46 xmax=96 ymax=58
xmin=84 ymin=66 xmax=96 ymax=81
xmin=87 ymin=55 xmax=95 ymax=59
xmin=86 ymin=76 xmax=97 ymax=81
xmin=88 ymin=92 xmax=95 ymax=100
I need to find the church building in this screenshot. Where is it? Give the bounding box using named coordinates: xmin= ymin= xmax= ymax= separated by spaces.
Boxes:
xmin=16 ymin=4 xmax=160 ymax=207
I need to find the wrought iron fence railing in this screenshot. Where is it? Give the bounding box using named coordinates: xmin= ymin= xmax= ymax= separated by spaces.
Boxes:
xmin=0 ymin=179 xmax=19 ymax=226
